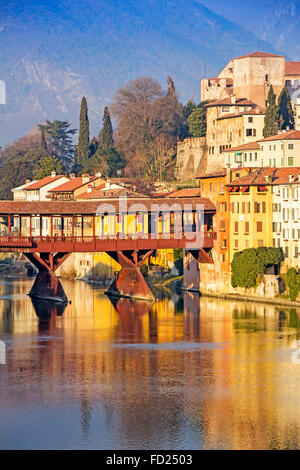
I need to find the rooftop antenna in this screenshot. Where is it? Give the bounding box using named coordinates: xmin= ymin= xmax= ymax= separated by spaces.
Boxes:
xmin=258 ymin=39 xmax=260 ymax=51
xmin=204 ymin=60 xmax=207 ymax=78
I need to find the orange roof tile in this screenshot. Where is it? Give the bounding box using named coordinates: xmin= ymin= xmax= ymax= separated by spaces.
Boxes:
xmin=233 ymin=51 xmax=284 ymax=60
xmin=25 ymin=175 xmax=67 ymax=190
xmin=223 ymin=142 xmax=260 ymax=152
xmin=0 ymin=198 xmax=216 ymax=214
xmin=165 ymin=188 xmax=202 ymax=198
xmin=258 ymin=130 xmax=300 ymax=142
xmin=76 ymin=187 xmax=148 ymax=200
xmin=226 ymin=167 xmax=300 ymax=186
xmin=286 ymin=61 xmax=300 ymax=76
xmin=205 ymin=98 xmax=257 ymax=108
xmin=49 ymin=176 xmax=104 ymax=193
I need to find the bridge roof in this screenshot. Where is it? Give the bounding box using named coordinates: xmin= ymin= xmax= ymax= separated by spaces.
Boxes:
xmin=0 ymin=198 xmax=215 ymax=215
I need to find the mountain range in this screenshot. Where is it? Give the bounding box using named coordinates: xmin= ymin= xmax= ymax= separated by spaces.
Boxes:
xmin=0 ymin=0 xmax=296 ymax=146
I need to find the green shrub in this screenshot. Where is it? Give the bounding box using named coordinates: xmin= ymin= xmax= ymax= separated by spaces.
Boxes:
xmin=231 ymin=247 xmax=282 ymax=289
xmin=286 ymin=268 xmax=300 ymax=301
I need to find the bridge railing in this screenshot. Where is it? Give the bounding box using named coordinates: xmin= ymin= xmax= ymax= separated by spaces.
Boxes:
xmin=0 ymin=230 xmax=216 ymax=248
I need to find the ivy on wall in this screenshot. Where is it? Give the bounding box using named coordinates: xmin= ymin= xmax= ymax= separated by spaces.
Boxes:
xmin=231 ymin=247 xmax=283 ymax=289
xmin=286 ymin=268 xmax=300 ymax=301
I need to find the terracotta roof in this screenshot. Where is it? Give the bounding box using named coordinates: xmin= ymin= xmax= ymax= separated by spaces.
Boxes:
xmin=216 ymin=108 xmax=265 ymax=120
xmin=197 ymin=167 xmax=252 ymax=179
xmin=226 ymin=167 xmax=300 ymax=186
xmin=223 ymin=142 xmax=261 ymax=152
xmin=76 ymin=188 xmax=149 ymax=200
xmin=233 ymin=51 xmax=284 ymax=60
xmin=0 ymin=198 xmax=216 ymax=214
xmin=165 ymin=188 xmax=202 ymax=198
xmin=258 ymin=130 xmax=300 ymax=142
xmin=49 ymin=176 xmax=104 ymax=193
xmin=205 ymin=98 xmax=257 ymax=108
xmin=286 ymin=61 xmax=300 ymax=76
xmin=25 ymin=175 xmax=67 ymax=190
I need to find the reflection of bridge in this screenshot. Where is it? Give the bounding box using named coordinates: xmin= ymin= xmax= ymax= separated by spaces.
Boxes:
xmin=0 ymin=199 xmax=216 ymax=301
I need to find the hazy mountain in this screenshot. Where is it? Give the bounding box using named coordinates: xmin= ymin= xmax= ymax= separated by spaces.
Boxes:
xmin=0 ymin=0 xmax=285 ymax=146
xmin=199 ymin=0 xmax=300 ymax=59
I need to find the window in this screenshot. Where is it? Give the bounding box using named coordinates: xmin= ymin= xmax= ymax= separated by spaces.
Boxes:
xmin=288 ymin=157 xmax=294 ymax=166
xmin=295 ymin=246 xmax=299 ymax=258
xmin=245 ymin=221 xmax=249 ymax=233
xmin=234 ymin=221 xmax=239 ymax=233
xmin=234 ymin=239 xmax=239 ymax=248
xmin=288 ymin=144 xmax=294 ymax=150
xmin=284 ymin=247 xmax=289 ymax=258
xmin=265 ymin=74 xmax=269 ymax=82
xmin=258 ymin=240 xmax=264 ymax=247
xmin=248 ymin=117 xmax=253 ymax=123
xmin=222 ymin=107 xmax=230 ymax=112
xmin=255 ymin=152 xmax=258 ymax=161
xmin=257 ymin=221 xmax=263 ymax=232
xmin=246 ymin=129 xmax=253 ymax=136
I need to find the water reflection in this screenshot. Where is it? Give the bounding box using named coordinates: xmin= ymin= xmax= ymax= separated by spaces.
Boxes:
xmin=1 ymin=279 xmax=300 ymax=449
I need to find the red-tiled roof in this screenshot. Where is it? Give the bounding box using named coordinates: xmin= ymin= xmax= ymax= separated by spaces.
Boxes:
xmin=49 ymin=176 xmax=104 ymax=193
xmin=76 ymin=187 xmax=148 ymax=200
xmin=217 ymin=108 xmax=265 ymax=120
xmin=165 ymin=188 xmax=202 ymax=198
xmin=227 ymin=167 xmax=300 ymax=186
xmin=258 ymin=130 xmax=300 ymax=142
xmin=25 ymin=175 xmax=66 ymax=190
xmin=197 ymin=167 xmax=252 ymax=179
xmin=205 ymin=98 xmax=257 ymax=108
xmin=286 ymin=61 xmax=300 ymax=76
xmin=233 ymin=51 xmax=284 ymax=61
xmin=223 ymin=142 xmax=261 ymax=152
xmin=0 ymin=198 xmax=216 ymax=214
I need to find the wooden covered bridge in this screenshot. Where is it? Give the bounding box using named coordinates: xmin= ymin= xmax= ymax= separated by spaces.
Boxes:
xmin=0 ymin=198 xmax=216 ymax=302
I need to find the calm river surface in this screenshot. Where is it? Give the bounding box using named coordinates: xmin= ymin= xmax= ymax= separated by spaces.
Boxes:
xmin=1 ymin=277 xmax=300 ymax=449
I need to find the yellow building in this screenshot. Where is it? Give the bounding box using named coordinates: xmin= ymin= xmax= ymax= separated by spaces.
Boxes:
xmin=226 ymin=170 xmax=274 ymax=262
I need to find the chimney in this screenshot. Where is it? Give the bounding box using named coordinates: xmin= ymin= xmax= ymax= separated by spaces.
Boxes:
xmin=70 ymin=173 xmax=75 ymax=179
xmin=289 ymin=174 xmax=295 ymax=184
xmin=231 ymin=96 xmax=236 ymax=105
xmin=96 ymin=172 xmax=102 ymax=177
xmin=265 ymin=175 xmax=272 ymax=184
xmin=25 ymin=179 xmax=31 ymax=185
xmin=226 ymin=163 xmax=232 ymax=183
xmin=82 ymin=174 xmax=90 ymax=184
xmin=51 ymin=171 xmax=56 ymax=178
xmin=106 ymin=180 xmax=111 ymax=190
xmin=87 ymin=184 xmax=93 ymax=193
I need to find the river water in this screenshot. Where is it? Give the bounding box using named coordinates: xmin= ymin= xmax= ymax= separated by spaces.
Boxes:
xmin=1 ymin=277 xmax=300 ymax=450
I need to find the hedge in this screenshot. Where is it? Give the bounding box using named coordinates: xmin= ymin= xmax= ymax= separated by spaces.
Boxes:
xmin=231 ymin=247 xmax=283 ymax=289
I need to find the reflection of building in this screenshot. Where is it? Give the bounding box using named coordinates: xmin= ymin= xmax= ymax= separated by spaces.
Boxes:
xmin=2 ymin=282 xmax=300 ymax=449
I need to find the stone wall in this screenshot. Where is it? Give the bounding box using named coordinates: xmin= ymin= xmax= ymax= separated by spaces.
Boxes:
xmin=176 ymin=137 xmax=206 ymax=180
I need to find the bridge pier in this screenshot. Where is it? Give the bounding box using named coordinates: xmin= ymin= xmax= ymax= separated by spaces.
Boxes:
xmin=106 ymin=250 xmax=155 ymax=301
xmin=24 ymin=252 xmax=70 ymax=303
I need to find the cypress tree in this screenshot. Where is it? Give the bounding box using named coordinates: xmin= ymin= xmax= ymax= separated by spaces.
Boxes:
xmin=98 ymin=107 xmax=114 ymax=149
xmin=263 ymin=86 xmax=278 ymax=138
xmin=77 ymin=96 xmax=90 ymax=166
xmin=40 ymin=127 xmax=48 ymax=154
xmin=167 ymin=76 xmax=176 ymax=95
xmin=278 ymin=87 xmax=295 ymax=130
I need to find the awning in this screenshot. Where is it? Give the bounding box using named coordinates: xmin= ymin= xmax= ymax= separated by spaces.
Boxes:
xmin=258 ymin=186 xmax=267 ymax=191
xmin=240 ymin=186 xmax=249 ymax=192
xmin=232 ymin=186 xmax=240 ymax=192
xmin=235 ymin=152 xmax=242 ymax=155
